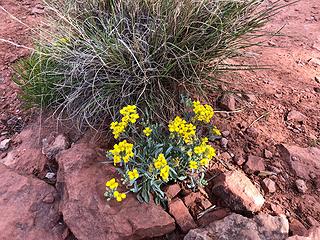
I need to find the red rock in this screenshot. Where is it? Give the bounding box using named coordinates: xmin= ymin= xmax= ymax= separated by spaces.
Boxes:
xmin=295 ymin=179 xmax=308 ymax=193
xmin=289 ymin=219 xmax=308 ymax=237
xmin=185 ymin=213 xmax=289 ymax=240
xmin=183 ymin=192 xmax=212 ymax=216
xmin=212 ymin=171 xmax=265 ymax=212
xmin=243 ymin=93 xmax=256 ymax=102
xmin=278 ymin=144 xmax=320 ymax=180
xmin=219 ymin=152 xmax=232 ymax=161
xmin=246 ymin=127 xmax=259 ymax=139
xmin=261 ymin=178 xmax=277 ymax=193
xmin=0 ymin=163 xmax=64 ymax=239
xmin=0 ymin=127 xmax=47 ymax=175
xmin=42 ymin=134 xmax=70 ymax=160
xmin=165 ymin=184 xmax=181 ymax=199
xmin=271 ymin=203 xmax=284 ymax=215
xmin=169 ymin=199 xmax=197 ymax=233
xmin=306 ymin=216 xmax=320 ymax=227
xmin=264 ymin=149 xmax=273 ymax=159
xmin=197 ymin=208 xmax=230 ymax=227
xmin=286 ymin=110 xmax=306 ymax=122
xmin=219 ymin=94 xmax=236 ymax=111
xmin=234 ymin=155 xmax=245 ymax=166
xmin=57 ymin=143 xmax=175 ymax=240
xmin=297 ymin=195 xmax=320 ymax=219
xmin=286 ymin=226 xmax=320 ymax=240
xmin=243 ymin=155 xmax=265 ymax=174
xmin=42 ymin=192 xmax=55 ymax=204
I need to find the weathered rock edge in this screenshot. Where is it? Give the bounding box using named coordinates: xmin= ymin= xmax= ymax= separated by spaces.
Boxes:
xmin=56 ymin=143 xmax=176 ymax=240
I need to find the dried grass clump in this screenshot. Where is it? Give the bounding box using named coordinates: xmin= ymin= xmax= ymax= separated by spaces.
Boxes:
xmin=15 ymin=0 xmax=285 ymax=130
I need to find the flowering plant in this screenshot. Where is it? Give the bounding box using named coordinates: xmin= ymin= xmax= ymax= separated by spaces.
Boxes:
xmin=104 ymin=98 xmax=221 ymax=205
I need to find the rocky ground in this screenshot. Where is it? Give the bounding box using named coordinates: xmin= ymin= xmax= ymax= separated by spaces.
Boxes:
xmin=0 ymin=0 xmax=319 ymax=240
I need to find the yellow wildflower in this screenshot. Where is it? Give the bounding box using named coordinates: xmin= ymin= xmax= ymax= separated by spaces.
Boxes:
xmin=143 ymin=127 xmax=152 ymax=137
xmin=106 ymin=178 xmax=119 ymax=190
xmin=110 ymin=121 xmax=127 ymax=139
xmin=212 ymin=126 xmax=221 ymax=136
xmin=201 ymin=137 xmax=209 ymax=144
xmin=120 ymin=105 xmax=139 ymax=124
xmin=128 ymin=169 xmax=139 ymax=181
xmin=200 ymin=158 xmax=210 ymax=166
xmin=154 ymin=153 xmax=167 ymax=169
xmin=109 ymin=140 xmax=134 ymax=165
xmin=194 ymin=145 xmax=206 ymax=155
xmin=193 ymin=142 xmax=216 ymax=160
xmin=193 ymin=101 xmax=214 ymax=123
xmin=109 ymin=105 xmax=140 ymax=139
xmin=113 ymin=191 xmax=126 ymax=202
xmin=168 ymin=116 xmax=196 ymax=144
xmin=160 ymin=165 xmax=170 ymax=181
xmin=206 ymin=145 xmax=216 ymax=159
xmin=189 ymin=160 xmax=198 ymax=170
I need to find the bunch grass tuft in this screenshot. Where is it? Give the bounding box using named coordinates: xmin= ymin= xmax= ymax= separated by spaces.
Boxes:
xmin=14 ymin=0 xmax=287 ymax=130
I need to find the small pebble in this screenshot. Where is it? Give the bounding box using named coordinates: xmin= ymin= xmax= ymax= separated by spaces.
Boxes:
xmin=45 ymin=172 xmax=56 ymax=179
xmin=264 ymin=149 xmax=273 ymax=159
xmin=220 ymin=138 xmax=228 ymax=148
xmin=0 ymin=139 xmax=11 ymax=151
xmin=295 ymin=179 xmax=308 ymax=193
xmin=261 ymin=178 xmax=277 ymax=193
xmin=221 ymin=131 xmax=230 ymax=137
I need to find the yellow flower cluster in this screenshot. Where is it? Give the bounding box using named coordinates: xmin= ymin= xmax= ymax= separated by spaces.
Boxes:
xmin=193 ymin=101 xmax=214 ymax=123
xmin=106 ymin=178 xmax=119 ymax=190
xmin=191 ymin=140 xmax=216 ymax=168
xmin=105 ymin=178 xmax=127 ymax=202
xmin=109 ymin=140 xmax=134 ymax=165
xmin=110 ymin=105 xmax=139 ymax=139
xmin=143 ymin=127 xmax=152 ymax=137
xmin=154 ymin=153 xmax=170 ymax=181
xmin=128 ymin=168 xmax=139 ymax=181
xmin=113 ymin=191 xmax=126 ymax=202
xmin=120 ymin=105 xmax=140 ymax=123
xmin=168 ymin=116 xmax=196 ymax=144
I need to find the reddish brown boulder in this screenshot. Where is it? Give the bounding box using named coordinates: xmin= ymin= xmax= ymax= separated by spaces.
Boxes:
xmin=278 ymin=144 xmax=320 ymax=180
xmin=0 ymin=127 xmax=47 ymax=175
xmin=183 ymin=192 xmax=212 ymax=216
xmin=289 ymin=219 xmax=308 ymax=237
xmin=0 ymin=163 xmax=64 ymax=240
xmin=57 ymin=144 xmax=175 ymax=240
xmin=286 ymin=226 xmax=320 ymax=240
xmin=169 ymin=199 xmax=197 ymax=233
xmin=165 ymin=184 xmax=181 ymax=200
xmin=243 ymin=155 xmax=265 ymax=174
xmin=212 ymin=171 xmax=265 ymax=212
xmin=185 ymin=213 xmax=289 ymax=240
xmin=197 ymin=208 xmax=230 ymax=227
xmin=296 ymin=195 xmax=320 ymax=221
